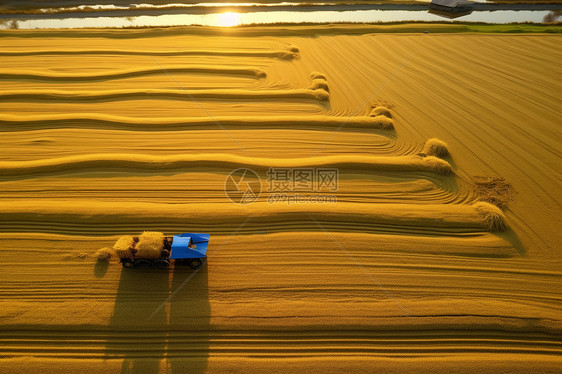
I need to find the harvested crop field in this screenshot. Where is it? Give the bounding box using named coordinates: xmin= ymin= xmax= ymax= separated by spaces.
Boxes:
xmin=0 ymin=24 xmax=560 ymax=373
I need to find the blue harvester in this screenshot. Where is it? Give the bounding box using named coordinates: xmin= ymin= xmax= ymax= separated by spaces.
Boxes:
xmin=120 ymin=233 xmax=210 ymax=269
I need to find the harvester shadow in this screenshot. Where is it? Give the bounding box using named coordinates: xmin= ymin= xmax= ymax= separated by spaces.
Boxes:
xmin=168 ymin=264 xmax=210 ymax=374
xmin=94 ymin=261 xmax=109 ymax=278
xmin=105 ymin=265 xmax=209 ymax=374
xmin=442 ymin=154 xmax=458 ymax=170
xmin=493 ymin=227 xmax=527 ymax=256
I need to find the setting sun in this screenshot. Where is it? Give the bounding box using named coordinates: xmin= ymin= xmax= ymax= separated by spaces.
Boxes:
xmin=217 ymin=11 xmax=241 ymax=27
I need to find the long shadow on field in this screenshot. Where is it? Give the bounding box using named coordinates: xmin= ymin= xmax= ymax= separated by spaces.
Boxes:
xmin=168 ymin=264 xmax=210 ymax=374
xmin=494 ymin=227 xmax=527 ymax=256
xmin=105 ymin=265 xmax=209 ymax=374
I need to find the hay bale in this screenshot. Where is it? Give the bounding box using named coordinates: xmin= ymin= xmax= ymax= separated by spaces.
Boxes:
xmin=313 ymin=89 xmax=330 ymax=101
xmin=423 ymin=156 xmax=453 ymax=175
xmin=310 ymin=71 xmax=327 ymax=81
xmin=370 ymin=106 xmax=392 ymax=118
xmin=113 ymin=235 xmax=135 ymax=259
xmin=136 ymin=231 xmax=164 ymax=259
xmin=310 ymin=79 xmax=329 ymax=92
xmin=370 ymin=115 xmax=394 ymax=130
xmin=274 ymin=51 xmax=297 ymax=60
xmin=113 ymin=235 xmax=134 ymax=251
xmin=95 ymin=247 xmax=114 ymax=262
xmin=422 ymin=138 xmax=449 ymax=158
xmin=474 ymin=201 xmax=507 ymax=232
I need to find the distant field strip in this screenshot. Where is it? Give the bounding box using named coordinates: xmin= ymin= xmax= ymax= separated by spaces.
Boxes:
xmin=0 ymin=88 xmax=329 ymax=103
xmin=0 ymin=48 xmax=298 ymax=60
xmin=0 ymin=24 xmax=557 ymax=39
xmin=0 ymin=114 xmax=394 ymax=131
xmin=0 ymin=200 xmax=503 ymax=235
xmin=0 ymin=66 xmax=266 ymax=81
xmin=0 ymin=153 xmax=453 ymax=180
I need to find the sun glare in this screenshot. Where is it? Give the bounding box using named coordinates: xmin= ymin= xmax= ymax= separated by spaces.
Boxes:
xmin=217 ymin=12 xmax=241 ymax=27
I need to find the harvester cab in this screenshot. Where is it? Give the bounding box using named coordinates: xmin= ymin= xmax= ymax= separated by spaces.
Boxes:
xmin=170 ymin=233 xmax=210 ymax=269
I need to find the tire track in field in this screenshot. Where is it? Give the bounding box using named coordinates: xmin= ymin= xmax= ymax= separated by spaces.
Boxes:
xmin=0 ymin=330 xmax=559 ymax=359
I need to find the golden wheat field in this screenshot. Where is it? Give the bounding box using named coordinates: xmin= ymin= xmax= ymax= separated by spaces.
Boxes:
xmin=0 ymin=24 xmax=561 ymax=373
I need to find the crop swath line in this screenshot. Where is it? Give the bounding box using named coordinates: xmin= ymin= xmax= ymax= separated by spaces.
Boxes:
xmin=0 ymin=66 xmax=266 ymax=82
xmin=0 ymin=88 xmax=329 ymax=103
xmin=0 ymin=49 xmax=298 ymax=60
xmin=0 ymin=113 xmax=394 ymax=132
